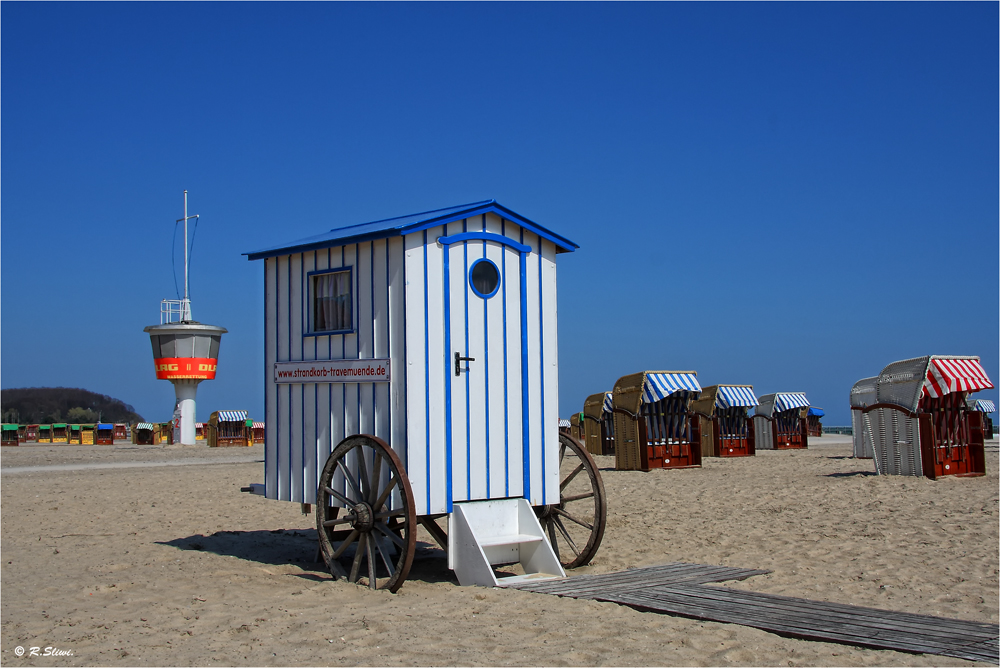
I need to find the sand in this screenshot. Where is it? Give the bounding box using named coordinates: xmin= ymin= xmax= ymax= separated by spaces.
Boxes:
xmin=1 ymin=436 xmax=996 ymax=666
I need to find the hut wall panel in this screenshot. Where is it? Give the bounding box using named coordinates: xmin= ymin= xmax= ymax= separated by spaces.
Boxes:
xmin=267 ymin=241 xmax=408 ymax=506
xmin=465 ymin=220 xmax=489 ymax=502
xmin=418 ymin=227 xmax=452 ymax=513
xmin=341 ymin=244 xmax=362 ymax=505
xmin=446 ymin=222 xmax=470 ymax=504
xmin=328 ymin=245 xmax=347 ymax=497
xmin=387 ymin=236 xmax=407 ymax=510
xmin=502 ymin=219 xmax=525 ymax=498
xmin=424 ymin=227 xmax=448 ymax=515
xmin=289 ymin=253 xmax=304 ymax=503
xmin=313 ymin=249 xmax=332 ymax=501
xmin=352 ymin=241 xmax=375 ymax=498
xmin=540 ymin=238 xmax=560 ymax=506
xmin=372 ymin=238 xmax=392 ymax=498
xmin=275 ymin=255 xmax=291 ymax=499
xmin=404 ymin=231 xmax=431 ymax=516
xmin=301 ymin=251 xmax=317 ymax=502
xmin=524 ymin=232 xmax=543 ymax=505
xmin=357 ymin=241 xmax=375 ymax=437
xmin=485 ymin=214 xmax=508 ymax=497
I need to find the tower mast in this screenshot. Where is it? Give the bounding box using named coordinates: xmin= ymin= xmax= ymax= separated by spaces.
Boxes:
xmin=177 ymin=190 xmax=199 ymax=321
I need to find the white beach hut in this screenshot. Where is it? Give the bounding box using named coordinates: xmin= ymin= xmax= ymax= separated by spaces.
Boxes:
xmin=244 ymin=200 xmax=607 ymax=591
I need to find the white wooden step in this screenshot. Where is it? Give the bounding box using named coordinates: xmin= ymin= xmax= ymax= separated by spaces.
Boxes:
xmin=495 ymin=572 xmax=564 ymax=587
xmin=477 ymin=533 xmax=544 ymax=548
xmin=449 ymin=498 xmax=566 ymax=587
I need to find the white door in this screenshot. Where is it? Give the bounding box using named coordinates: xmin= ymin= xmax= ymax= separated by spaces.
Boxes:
xmin=442 ymin=229 xmax=531 ymax=508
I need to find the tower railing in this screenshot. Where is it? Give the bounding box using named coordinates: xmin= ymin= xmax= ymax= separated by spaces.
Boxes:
xmin=160 ymin=299 xmax=192 ymax=323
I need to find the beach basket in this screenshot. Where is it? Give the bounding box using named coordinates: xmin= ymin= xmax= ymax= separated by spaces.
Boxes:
xmin=863 ymin=356 xmax=991 ymax=479
xmin=850 ymin=377 xmax=877 ymax=459
xmin=611 ymin=371 xmax=702 ymax=471
xmin=208 ymin=411 xmax=251 ymax=447
xmin=691 ymin=385 xmax=758 ymax=457
xmin=95 ymin=423 xmax=114 ymax=445
xmin=583 ymin=392 xmax=615 ymax=456
xmin=753 ymin=393 xmax=810 ymax=450
xmin=1 ymin=424 xmax=19 ymax=446
xmin=51 ymin=423 xmax=68 ymax=444
xmin=132 ymin=423 xmax=156 ymax=445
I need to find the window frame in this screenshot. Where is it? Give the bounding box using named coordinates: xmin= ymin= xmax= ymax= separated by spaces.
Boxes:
xmin=306 ymin=266 xmax=355 ymax=337
xmin=468 ymin=257 xmax=501 ymax=299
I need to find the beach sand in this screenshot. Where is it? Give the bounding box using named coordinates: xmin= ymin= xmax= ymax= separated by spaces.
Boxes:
xmin=1 ymin=436 xmax=996 ymax=666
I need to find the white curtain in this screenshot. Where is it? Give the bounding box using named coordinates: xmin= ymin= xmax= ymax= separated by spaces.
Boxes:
xmin=314 ymin=271 xmax=351 ymax=332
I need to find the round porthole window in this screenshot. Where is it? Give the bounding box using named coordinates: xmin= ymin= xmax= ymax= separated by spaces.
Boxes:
xmin=469 ymin=258 xmax=500 ymax=298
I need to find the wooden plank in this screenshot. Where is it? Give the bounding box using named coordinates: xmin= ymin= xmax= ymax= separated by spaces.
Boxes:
xmin=640 ymin=584 xmax=998 ymax=641
xmin=511 ymin=565 xmax=999 ymax=664
xmin=508 ymin=563 xmax=770 ymax=596
xmin=606 ymin=590 xmax=974 ymax=659
xmin=508 ymin=566 xmax=718 ymax=595
xmin=625 ymin=586 xmax=994 ymax=645
xmin=609 ymin=587 xmax=997 ymax=664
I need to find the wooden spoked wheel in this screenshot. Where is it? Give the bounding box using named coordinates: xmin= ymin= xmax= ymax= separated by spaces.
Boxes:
xmin=316 ymin=435 xmax=416 ymax=593
xmin=536 ymin=433 xmax=607 ymax=569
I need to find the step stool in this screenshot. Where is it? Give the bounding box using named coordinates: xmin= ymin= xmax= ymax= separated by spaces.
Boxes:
xmin=448 ymin=498 xmax=566 ymax=587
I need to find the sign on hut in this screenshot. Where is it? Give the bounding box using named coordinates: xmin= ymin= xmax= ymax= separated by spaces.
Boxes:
xmin=859 ymin=356 xmax=992 ymax=479
xmin=242 ymin=200 xmax=606 ymax=591
xmin=208 ymin=411 xmax=250 ymax=447
xmin=753 ymin=393 xmax=810 ymax=450
xmin=132 ymin=423 xmax=155 ymax=445
xmin=850 ymin=377 xmax=877 ymax=459
xmin=611 ymin=371 xmax=702 ymax=471
xmin=582 ymin=392 xmax=615 ymax=456
xmin=691 ymin=385 xmax=759 ymax=457
xmin=96 ymin=423 xmax=114 ymax=445
xmin=2 ymin=424 xmax=19 ymax=446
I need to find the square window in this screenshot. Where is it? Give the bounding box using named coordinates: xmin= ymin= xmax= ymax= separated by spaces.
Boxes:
xmin=312 ymin=269 xmax=352 ymax=333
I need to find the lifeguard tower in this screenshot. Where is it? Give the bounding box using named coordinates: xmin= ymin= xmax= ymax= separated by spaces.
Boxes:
xmin=143 ymin=192 xmax=227 ymax=446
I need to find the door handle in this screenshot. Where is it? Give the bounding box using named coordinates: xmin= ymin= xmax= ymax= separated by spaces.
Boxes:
xmin=455 ymin=352 xmax=475 ymax=376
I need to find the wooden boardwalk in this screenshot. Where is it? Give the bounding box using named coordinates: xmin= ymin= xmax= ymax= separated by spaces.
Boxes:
xmin=508 ymin=563 xmax=999 ymax=664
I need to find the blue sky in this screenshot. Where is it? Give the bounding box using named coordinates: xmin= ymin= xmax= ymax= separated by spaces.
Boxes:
xmin=2 ymin=2 xmax=997 ymax=425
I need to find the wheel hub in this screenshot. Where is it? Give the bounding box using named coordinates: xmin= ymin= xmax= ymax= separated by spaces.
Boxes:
xmin=352 ymin=502 xmax=374 ymax=532
xmin=535 ymin=503 xmax=557 ymax=520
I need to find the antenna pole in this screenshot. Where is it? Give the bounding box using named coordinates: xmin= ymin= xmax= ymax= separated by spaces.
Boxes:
xmin=183 ymin=190 xmax=189 ymax=306
xmin=176 ymin=190 xmax=199 ymax=321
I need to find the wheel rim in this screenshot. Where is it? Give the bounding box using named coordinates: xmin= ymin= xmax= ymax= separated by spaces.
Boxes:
xmin=316 ymin=434 xmax=416 ymax=592
xmin=537 ymin=433 xmax=607 ymax=569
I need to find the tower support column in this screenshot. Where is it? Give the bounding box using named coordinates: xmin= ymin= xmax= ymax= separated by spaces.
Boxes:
xmin=174 ymin=379 xmax=201 ymax=445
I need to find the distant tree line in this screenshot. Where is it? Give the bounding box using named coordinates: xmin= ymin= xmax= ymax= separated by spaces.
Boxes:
xmin=0 ymin=387 xmax=144 ymax=424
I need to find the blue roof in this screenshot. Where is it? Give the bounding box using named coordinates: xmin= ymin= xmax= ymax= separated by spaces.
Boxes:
xmin=245 ymin=200 xmax=579 ymax=261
